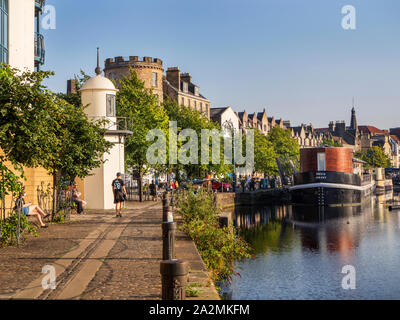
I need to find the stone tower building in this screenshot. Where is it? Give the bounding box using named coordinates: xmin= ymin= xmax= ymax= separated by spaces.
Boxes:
xmin=104 ymin=56 xmax=164 ymax=103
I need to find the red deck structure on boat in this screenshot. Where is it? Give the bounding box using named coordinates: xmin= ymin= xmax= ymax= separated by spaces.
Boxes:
xmin=300 ymin=147 xmax=353 ymax=174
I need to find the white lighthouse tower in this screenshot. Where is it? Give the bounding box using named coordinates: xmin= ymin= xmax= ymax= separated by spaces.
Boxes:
xmin=80 ymin=48 xmax=130 ymax=210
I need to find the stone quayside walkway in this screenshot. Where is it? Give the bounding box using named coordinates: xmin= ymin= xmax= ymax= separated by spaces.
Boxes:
xmin=0 ymin=202 xmax=219 ymax=300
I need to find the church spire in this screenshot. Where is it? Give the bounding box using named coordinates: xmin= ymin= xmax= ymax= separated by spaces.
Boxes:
xmin=95 ymin=47 xmax=103 ymax=76
xmin=350 ymin=100 xmax=358 ymax=131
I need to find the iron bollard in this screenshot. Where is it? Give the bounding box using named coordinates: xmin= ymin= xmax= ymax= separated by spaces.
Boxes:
xmin=162 ymin=221 xmax=177 ymax=260
xmin=162 ymin=196 xmax=170 ymax=220
xmin=160 ymin=259 xmax=189 ymax=300
xmin=163 ymin=205 xmax=173 ymax=222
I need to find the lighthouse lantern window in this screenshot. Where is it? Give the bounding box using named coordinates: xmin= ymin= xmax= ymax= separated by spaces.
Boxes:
xmin=106 ymin=94 xmax=116 ymax=117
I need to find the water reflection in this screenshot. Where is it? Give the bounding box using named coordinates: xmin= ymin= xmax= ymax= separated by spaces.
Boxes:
xmin=228 ymin=193 xmax=400 ymax=300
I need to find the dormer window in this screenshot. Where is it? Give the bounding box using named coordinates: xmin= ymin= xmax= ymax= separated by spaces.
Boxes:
xmin=183 ymin=82 xmax=188 ymax=93
xmin=194 ymin=87 xmax=199 ymax=96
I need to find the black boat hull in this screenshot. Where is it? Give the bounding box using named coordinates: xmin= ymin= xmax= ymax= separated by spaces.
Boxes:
xmin=290 ymin=185 xmax=373 ymax=206
xmin=291 ymin=171 xmax=374 ymax=206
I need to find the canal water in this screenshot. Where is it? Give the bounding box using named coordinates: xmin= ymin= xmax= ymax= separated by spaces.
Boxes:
xmin=227 ymin=193 xmax=400 ymax=300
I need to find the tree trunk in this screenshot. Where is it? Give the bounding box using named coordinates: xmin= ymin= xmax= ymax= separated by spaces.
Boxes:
xmin=52 ymin=171 xmax=57 ymax=221
xmin=138 ymin=167 xmax=143 ymax=202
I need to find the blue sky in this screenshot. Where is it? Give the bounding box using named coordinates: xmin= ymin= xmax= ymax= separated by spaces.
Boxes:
xmin=43 ymin=0 xmax=400 ymax=129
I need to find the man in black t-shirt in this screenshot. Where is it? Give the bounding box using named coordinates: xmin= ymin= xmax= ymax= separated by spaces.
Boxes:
xmin=111 ymin=172 xmax=127 ymax=217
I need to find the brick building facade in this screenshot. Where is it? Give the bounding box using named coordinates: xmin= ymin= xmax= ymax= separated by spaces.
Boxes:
xmin=163 ymin=67 xmax=210 ymax=118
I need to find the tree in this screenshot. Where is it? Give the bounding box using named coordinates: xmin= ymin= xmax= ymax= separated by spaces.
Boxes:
xmin=322 ymin=138 xmax=343 ymax=147
xmin=163 ymin=98 xmax=232 ymax=181
xmin=38 ymin=97 xmax=112 ymax=217
xmin=253 ymin=129 xmax=277 ymax=177
xmin=1 ymin=64 xmax=112 ymax=217
xmin=267 ymin=127 xmax=300 ymax=174
xmin=0 ymin=65 xmax=60 ymax=170
xmin=116 ymin=69 xmax=169 ymax=202
xmin=355 ymin=146 xmax=391 ymax=168
xmin=56 ymin=101 xmax=112 ymax=181
xmin=56 ymin=70 xmax=90 ymax=107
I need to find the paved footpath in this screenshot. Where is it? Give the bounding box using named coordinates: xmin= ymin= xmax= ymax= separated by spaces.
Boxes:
xmin=0 ymin=202 xmax=163 ymax=300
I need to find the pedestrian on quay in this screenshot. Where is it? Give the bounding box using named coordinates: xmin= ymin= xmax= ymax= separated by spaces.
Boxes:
xmin=241 ymin=178 xmax=246 ymax=193
xmin=149 ymin=180 xmax=157 ymax=201
xmin=111 ymin=172 xmax=127 ymax=218
xmin=250 ymin=177 xmax=255 ymax=191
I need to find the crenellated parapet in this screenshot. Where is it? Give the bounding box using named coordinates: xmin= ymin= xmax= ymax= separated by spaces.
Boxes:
xmin=104 ymin=56 xmax=164 ymax=71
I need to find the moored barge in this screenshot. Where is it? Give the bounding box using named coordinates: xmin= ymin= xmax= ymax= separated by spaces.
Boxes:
xmin=290 ymin=147 xmax=374 ymax=206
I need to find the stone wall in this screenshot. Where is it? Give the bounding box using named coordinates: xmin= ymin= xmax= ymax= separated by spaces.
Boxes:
xmin=1 ymin=150 xmax=53 ymax=217
xmin=104 ymin=56 xmax=164 ymax=103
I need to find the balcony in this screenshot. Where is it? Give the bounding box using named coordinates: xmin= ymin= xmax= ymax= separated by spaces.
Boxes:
xmin=34 ymin=32 xmax=45 ymax=66
xmin=35 ymin=0 xmax=46 ymax=12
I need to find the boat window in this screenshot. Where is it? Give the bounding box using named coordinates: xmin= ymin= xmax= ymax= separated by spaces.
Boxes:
xmin=317 ymin=152 xmax=326 ymax=171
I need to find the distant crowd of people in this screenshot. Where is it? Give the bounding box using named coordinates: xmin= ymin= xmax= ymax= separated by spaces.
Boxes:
xmin=239 ymin=175 xmax=292 ymax=192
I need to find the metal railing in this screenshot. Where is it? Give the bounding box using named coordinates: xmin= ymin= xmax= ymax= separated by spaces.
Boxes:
xmin=362 ymin=174 xmax=373 ymax=185
xmin=34 ymin=32 xmax=45 ymax=65
xmin=90 ymin=116 xmax=133 ymax=133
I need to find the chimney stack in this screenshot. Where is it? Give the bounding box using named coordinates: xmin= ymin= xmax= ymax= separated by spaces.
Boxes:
xmin=166 ymin=67 xmax=181 ymax=90
xmin=67 ymin=79 xmax=77 ymax=94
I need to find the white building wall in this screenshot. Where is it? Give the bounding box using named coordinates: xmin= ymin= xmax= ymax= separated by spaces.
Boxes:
xmin=8 ymin=0 xmax=34 ymax=71
xmin=84 ymin=164 xmax=105 ymax=210
xmin=220 ymin=107 xmax=240 ymax=132
xmin=81 ymin=78 xmax=125 ymax=210
xmin=83 ymin=133 xmax=125 ymax=210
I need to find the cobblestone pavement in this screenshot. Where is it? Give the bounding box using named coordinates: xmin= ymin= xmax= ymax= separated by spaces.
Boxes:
xmin=82 ymin=202 xmax=162 ymax=300
xmin=0 ymin=201 xmax=163 ymax=300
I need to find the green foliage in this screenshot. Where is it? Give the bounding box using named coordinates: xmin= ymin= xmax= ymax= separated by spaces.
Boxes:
xmin=0 ymin=213 xmax=38 ymax=247
xmin=186 ymin=282 xmax=203 ymax=297
xmin=0 ymin=64 xmax=111 ymax=201
xmin=164 ymin=98 xmax=232 ymax=179
xmin=176 ymin=187 xmax=252 ymax=283
xmin=0 ymin=156 xmax=24 ymax=197
xmin=267 ymin=127 xmax=300 ymax=175
xmin=56 ymin=70 xmax=91 ymax=107
xmin=355 ymin=146 xmax=391 ymax=168
xmin=116 ymin=68 xmax=170 ymax=178
xmin=267 ymin=127 xmax=300 ymax=159
xmin=52 ymin=210 xmax=68 ymax=224
xmin=45 ymin=98 xmax=112 ymax=181
xmin=0 ymin=64 xmax=59 ymax=169
xmin=253 ymin=129 xmax=277 ymax=176
xmin=322 ymin=138 xmax=343 ymax=147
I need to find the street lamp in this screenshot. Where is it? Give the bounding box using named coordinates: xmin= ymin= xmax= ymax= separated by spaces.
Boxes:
xmin=223 ymin=120 xmax=237 ymax=192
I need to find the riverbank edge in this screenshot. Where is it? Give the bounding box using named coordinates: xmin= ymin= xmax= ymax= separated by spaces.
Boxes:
xmin=216 ymin=189 xmax=290 ymax=209
xmin=174 ymin=216 xmax=221 ymax=300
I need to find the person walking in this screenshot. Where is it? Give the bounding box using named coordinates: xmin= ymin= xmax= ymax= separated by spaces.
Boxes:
xmin=149 ymin=180 xmax=157 ymax=201
xmin=111 ymin=172 xmax=127 ymax=217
